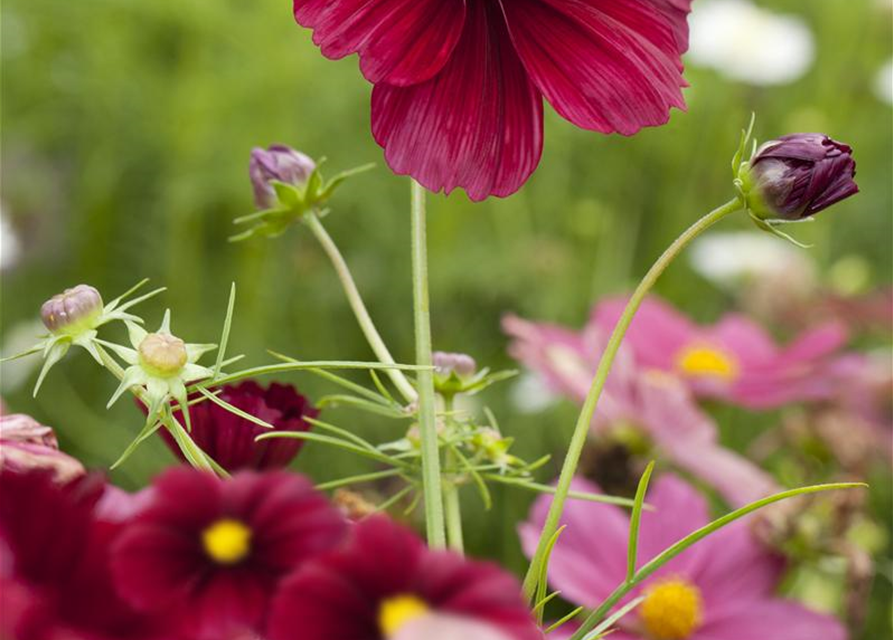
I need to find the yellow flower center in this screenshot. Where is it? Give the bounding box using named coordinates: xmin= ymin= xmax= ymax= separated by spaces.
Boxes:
xmin=202 ymin=519 xmax=252 ymax=565
xmin=640 ymin=578 xmax=704 ymax=640
xmin=676 ymin=345 xmax=739 ymax=381
xmin=378 ymin=594 xmax=430 ymax=637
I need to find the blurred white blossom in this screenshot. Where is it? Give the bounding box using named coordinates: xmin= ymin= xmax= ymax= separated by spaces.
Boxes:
xmin=509 ymin=372 xmax=558 ymax=415
xmin=875 ymin=59 xmax=893 ymax=105
xmin=689 ymin=0 xmax=815 ymax=86
xmin=1 ymin=205 xmax=22 ymax=271
xmin=690 ymin=231 xmax=817 ymax=289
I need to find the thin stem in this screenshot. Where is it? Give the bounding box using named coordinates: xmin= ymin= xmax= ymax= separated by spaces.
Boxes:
xmin=305 ymin=211 xmax=418 ymax=403
xmin=442 ymin=396 xmax=464 ymax=553
xmin=522 ymin=198 xmax=743 ymax=599
xmin=410 ymin=179 xmax=447 ymax=548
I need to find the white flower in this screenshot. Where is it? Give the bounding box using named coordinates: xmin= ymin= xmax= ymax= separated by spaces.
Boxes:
xmin=689 ymin=231 xmax=816 ymax=289
xmin=689 ymin=0 xmax=815 ymax=86
xmin=1 ymin=205 xmax=21 ymax=271
xmin=875 ymin=59 xmax=893 ymax=105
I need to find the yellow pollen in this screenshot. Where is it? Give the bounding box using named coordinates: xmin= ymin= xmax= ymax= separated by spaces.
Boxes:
xmin=202 ymin=519 xmax=252 ymax=565
xmin=676 ymin=345 xmax=739 ymax=381
xmin=640 ymin=579 xmax=703 ymax=640
xmin=378 ymin=594 xmax=430 ymax=637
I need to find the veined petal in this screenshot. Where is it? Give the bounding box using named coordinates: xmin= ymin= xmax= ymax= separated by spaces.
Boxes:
xmin=294 ymin=0 xmax=467 ymax=85
xmin=499 ymin=0 xmax=686 ymax=135
xmin=371 ymin=0 xmax=543 ymax=201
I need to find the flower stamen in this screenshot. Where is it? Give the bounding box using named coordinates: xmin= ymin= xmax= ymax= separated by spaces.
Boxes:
xmin=202 ymin=519 xmax=252 ymax=565
xmin=640 ymin=578 xmax=703 ymax=640
xmin=676 ymin=345 xmax=739 ymax=381
xmin=378 ymin=594 xmax=429 ymax=637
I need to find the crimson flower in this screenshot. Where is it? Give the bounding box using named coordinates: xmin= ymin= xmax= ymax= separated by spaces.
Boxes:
xmin=158 ymin=380 xmax=317 ymax=472
xmin=268 ymin=516 xmax=542 ymax=640
xmin=110 ymin=468 xmax=347 ymax=640
xmin=0 ymin=469 xmax=166 ymax=640
xmin=294 ymin=0 xmax=693 ymax=201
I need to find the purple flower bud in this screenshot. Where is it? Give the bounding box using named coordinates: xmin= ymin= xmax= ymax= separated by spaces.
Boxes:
xmin=746 ymin=133 xmax=858 ymax=220
xmin=40 ymin=285 xmax=103 ymax=336
xmin=249 ymin=144 xmax=316 ymax=209
xmin=0 ymin=413 xmax=85 ymax=482
xmin=433 ymin=351 xmax=478 ymax=378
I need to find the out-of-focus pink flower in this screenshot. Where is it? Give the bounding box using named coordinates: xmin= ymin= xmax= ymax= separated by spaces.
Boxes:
xmin=520 ymin=474 xmax=847 ymax=640
xmin=592 ymin=296 xmax=848 ymax=409
xmin=0 ymin=413 xmax=85 ymax=482
xmin=504 ymin=315 xmax=778 ymax=506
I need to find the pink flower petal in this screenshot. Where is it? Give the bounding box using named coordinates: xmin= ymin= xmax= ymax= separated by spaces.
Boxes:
xmin=636 ymin=475 xmax=709 ymax=570
xmin=500 ymin=0 xmax=686 ymax=135
xmin=695 ymin=599 xmax=846 ymax=640
xmin=395 ymin=612 xmax=520 ymax=640
xmin=646 ymin=0 xmax=694 ymax=54
xmin=371 ymin=0 xmax=543 ymax=201
xmin=293 ymin=0 xmax=467 ymax=85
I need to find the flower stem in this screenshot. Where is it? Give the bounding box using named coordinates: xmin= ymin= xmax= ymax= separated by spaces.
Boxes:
xmin=305 ymin=211 xmax=418 ymax=404
xmin=442 ymin=396 xmax=465 ymax=553
xmin=410 ymin=179 xmax=447 ymax=549
xmin=521 ymin=197 xmax=743 ymax=599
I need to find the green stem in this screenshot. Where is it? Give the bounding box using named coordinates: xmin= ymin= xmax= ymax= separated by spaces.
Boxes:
xmin=442 ymin=396 xmax=465 ymax=553
xmin=305 ymin=211 xmax=418 ymax=404
xmin=410 ymin=179 xmax=447 ymax=548
xmin=522 ymin=198 xmax=742 ymax=599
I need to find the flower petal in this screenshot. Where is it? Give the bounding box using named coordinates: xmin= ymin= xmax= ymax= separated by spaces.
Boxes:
xmin=696 ymin=599 xmax=846 ymax=640
xmin=499 ymin=0 xmax=687 ymax=135
xmin=294 ymin=0 xmax=467 ymax=85
xmin=371 ymin=0 xmax=543 ymax=201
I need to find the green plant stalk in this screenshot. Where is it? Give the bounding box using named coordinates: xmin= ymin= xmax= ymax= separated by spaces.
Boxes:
xmin=569 ymin=482 xmax=865 ymax=640
xmin=522 ymin=198 xmax=743 ymax=599
xmin=305 ymin=211 xmax=418 ymax=404
xmin=442 ymin=396 xmax=465 ymax=553
xmin=410 ymin=179 xmax=447 ymax=548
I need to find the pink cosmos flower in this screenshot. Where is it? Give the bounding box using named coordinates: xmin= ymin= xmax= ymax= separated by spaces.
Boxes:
xmin=0 ymin=413 xmax=86 ymax=483
xmin=293 ymin=0 xmax=693 ymax=201
xmin=503 ymin=314 xmax=778 ymax=506
xmin=520 ymin=474 xmax=847 ymax=640
xmin=268 ymin=516 xmax=542 ymax=640
xmin=592 ymin=296 xmax=849 ymax=409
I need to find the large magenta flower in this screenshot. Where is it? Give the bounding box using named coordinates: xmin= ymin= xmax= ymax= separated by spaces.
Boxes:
xmin=294 ymin=0 xmax=693 ymax=201
xmin=0 ymin=469 xmax=166 ymax=640
xmin=111 ymin=468 xmax=347 ymax=640
xmin=158 ymin=380 xmax=317 ymax=472
xmin=520 ymin=474 xmax=847 ymax=640
xmin=592 ymin=296 xmax=849 ymax=409
xmin=503 ymin=314 xmax=778 ymax=506
xmin=268 ymin=516 xmax=542 ymax=640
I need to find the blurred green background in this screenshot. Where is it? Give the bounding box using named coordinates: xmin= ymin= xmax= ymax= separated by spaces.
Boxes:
xmin=2 ymin=0 xmax=891 ymax=637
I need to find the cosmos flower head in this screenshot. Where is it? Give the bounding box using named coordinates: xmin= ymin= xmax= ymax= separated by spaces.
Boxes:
xmin=742 ymin=133 xmax=859 ymax=221
xmin=293 ymin=0 xmax=694 ymax=201
xmin=0 ymin=413 xmax=85 ymax=482
xmin=158 ymin=380 xmax=318 ymax=472
xmin=111 ymin=467 xmax=347 ymax=640
xmin=268 ymin=515 xmax=542 ymax=640
xmin=503 ymin=314 xmax=778 ymax=506
xmin=591 ymin=296 xmax=849 ymax=409
xmin=520 ymin=474 xmax=847 ymax=640
xmin=0 ymin=469 xmax=166 ymax=640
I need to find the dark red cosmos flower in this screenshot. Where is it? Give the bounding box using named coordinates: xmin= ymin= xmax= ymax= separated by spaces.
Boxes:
xmin=159 ymin=381 xmax=317 ymax=472
xmin=745 ymin=133 xmax=859 ymax=220
xmin=111 ymin=468 xmax=347 ymax=640
xmin=267 ymin=516 xmax=541 ymax=640
xmin=0 ymin=469 xmax=165 ymax=640
xmin=294 ymin=0 xmax=693 ymax=201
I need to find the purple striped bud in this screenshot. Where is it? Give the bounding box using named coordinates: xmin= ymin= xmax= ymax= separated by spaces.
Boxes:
xmin=40 ymin=285 xmax=103 ymax=336
xmin=249 ymin=144 xmax=316 ymax=209
xmin=744 ymin=133 xmax=858 ymax=220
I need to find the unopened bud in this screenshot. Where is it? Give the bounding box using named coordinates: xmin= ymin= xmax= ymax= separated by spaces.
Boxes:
xmin=742 ymin=133 xmax=858 ymax=220
xmin=433 ymin=351 xmax=477 ymax=378
xmin=138 ymin=333 xmax=187 ymax=376
xmin=249 ymin=144 xmax=316 ymax=209
xmin=40 ymin=285 xmax=103 ymax=336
